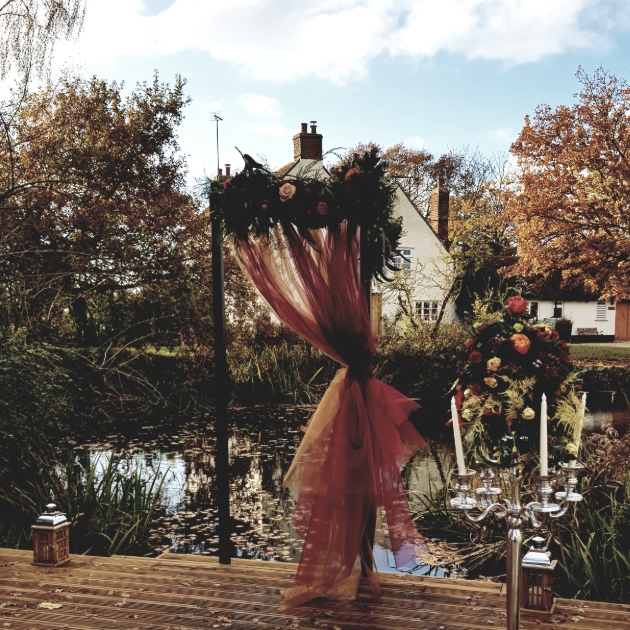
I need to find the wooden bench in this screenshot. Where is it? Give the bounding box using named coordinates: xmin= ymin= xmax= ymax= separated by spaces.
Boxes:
xmin=577 ymin=327 xmax=600 ymax=335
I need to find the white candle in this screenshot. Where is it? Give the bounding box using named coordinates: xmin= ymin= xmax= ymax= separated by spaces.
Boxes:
xmin=540 ymin=393 xmax=548 ymax=476
xmin=570 ymin=393 xmax=586 ymax=467
xmin=451 ymin=396 xmax=467 ymax=475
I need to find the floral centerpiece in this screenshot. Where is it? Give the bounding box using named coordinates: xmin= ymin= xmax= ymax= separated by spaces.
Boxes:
xmin=208 ymin=148 xmax=403 ymax=282
xmin=455 ymin=296 xmax=584 ymax=468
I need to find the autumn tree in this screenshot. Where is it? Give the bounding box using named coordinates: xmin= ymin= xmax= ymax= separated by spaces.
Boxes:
xmin=0 ymin=72 xmax=213 ymax=345
xmin=509 ymin=67 xmax=630 ymax=300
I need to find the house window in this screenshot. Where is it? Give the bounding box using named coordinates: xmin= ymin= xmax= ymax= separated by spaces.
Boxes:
xmin=553 ymin=301 xmax=563 ymax=318
xmin=416 ymin=301 xmax=439 ymax=321
xmin=596 ymin=301 xmax=607 ymax=320
xmin=393 ymin=249 xmax=412 ymax=271
xmin=527 ymin=301 xmax=539 ymax=319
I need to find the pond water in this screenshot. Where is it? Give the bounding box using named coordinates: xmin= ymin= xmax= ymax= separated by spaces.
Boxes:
xmin=81 ymin=407 xmax=456 ymax=576
xmin=81 ymin=396 xmax=629 ymax=574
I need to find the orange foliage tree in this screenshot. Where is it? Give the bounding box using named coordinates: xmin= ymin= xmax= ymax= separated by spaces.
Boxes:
xmin=0 ymin=72 xmax=212 ymax=344
xmin=509 ymin=67 xmax=630 ymax=300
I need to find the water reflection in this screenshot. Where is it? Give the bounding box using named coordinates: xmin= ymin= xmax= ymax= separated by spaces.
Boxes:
xmin=82 ymin=407 xmax=459 ymax=574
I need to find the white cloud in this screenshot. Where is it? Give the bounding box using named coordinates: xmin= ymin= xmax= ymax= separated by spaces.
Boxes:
xmin=489 ymin=128 xmax=514 ymax=140
xmin=405 ymin=136 xmax=425 ymax=149
xmin=56 ymin=0 xmax=629 ymax=85
xmin=237 ymin=93 xmax=282 ymax=118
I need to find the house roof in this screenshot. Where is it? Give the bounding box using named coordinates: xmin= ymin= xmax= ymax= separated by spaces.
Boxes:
xmin=274 ymin=158 xmax=328 ymax=179
xmin=275 ymin=160 xmax=299 ymax=178
xmin=523 ymin=271 xmax=603 ymax=301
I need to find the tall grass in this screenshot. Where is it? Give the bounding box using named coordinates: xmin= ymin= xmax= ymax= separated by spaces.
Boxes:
xmin=0 ymin=448 xmax=166 ymax=556
xmin=547 ymin=428 xmax=630 ymax=603
xmin=230 ymin=339 xmax=336 ymax=405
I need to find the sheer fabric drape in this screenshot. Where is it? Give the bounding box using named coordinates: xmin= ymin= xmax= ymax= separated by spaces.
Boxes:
xmin=234 ymin=222 xmax=426 ymax=607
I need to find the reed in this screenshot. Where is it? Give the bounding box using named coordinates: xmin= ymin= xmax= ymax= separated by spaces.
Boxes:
xmin=230 ymin=339 xmax=335 ymax=405
xmin=0 ymin=447 xmax=166 ymax=556
xmin=547 ymin=430 xmax=630 ymax=603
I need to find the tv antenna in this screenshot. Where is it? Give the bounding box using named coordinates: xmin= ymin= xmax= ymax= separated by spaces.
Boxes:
xmin=211 ymin=112 xmax=223 ymax=174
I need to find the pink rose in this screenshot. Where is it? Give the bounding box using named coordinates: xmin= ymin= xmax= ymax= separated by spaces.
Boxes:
xmin=506 ymin=296 xmax=528 ymax=315
xmin=279 ymin=182 xmax=296 ymax=202
xmin=487 ymin=357 xmax=501 ymax=372
xmin=484 ymin=377 xmax=498 ymax=388
xmin=316 ymin=201 xmax=328 ymax=216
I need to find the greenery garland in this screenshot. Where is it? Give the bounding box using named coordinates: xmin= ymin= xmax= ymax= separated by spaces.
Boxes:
xmin=208 ymin=148 xmax=403 ymax=282
xmin=455 ymin=296 xmax=584 ymax=468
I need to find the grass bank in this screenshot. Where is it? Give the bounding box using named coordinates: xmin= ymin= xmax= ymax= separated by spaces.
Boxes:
xmin=570 ymin=344 xmax=630 ymax=365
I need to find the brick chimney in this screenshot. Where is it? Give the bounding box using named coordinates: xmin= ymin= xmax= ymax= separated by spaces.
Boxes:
xmin=214 ymin=164 xmax=231 ymax=182
xmin=429 ymin=177 xmax=450 ymax=248
xmin=293 ymin=121 xmax=323 ymax=160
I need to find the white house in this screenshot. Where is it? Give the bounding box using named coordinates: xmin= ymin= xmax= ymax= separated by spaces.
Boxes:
xmin=274 ymin=122 xmax=456 ymax=332
xmin=526 ymin=295 xmax=630 ymax=342
xmin=240 ymin=122 xmax=630 ymax=342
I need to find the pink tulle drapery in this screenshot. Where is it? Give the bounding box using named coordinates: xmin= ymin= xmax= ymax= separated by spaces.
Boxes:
xmin=234 ymin=222 xmax=426 ymax=607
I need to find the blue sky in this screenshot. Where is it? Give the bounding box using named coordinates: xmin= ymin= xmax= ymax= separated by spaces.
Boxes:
xmin=53 ymin=0 xmax=630 ymax=180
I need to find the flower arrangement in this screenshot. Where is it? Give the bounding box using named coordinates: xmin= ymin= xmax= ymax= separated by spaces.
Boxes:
xmin=208 ymin=148 xmax=403 ymax=282
xmin=455 ymin=296 xmax=584 ymax=468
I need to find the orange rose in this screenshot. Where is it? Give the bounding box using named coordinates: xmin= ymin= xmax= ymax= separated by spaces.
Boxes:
xmin=510 ymin=333 xmax=531 ymax=355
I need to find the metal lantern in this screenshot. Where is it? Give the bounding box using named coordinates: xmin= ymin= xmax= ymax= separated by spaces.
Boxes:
xmin=31 ymin=493 xmax=70 ymax=567
xmin=521 ymin=536 xmax=556 ymax=612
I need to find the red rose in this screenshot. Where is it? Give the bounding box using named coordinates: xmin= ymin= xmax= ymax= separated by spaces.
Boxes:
xmin=316 ymin=201 xmax=328 ymax=216
xmin=506 ymin=296 xmax=528 ymax=314
xmin=477 ymin=323 xmax=488 ymax=332
xmin=469 ymin=350 xmax=483 ymax=364
xmin=465 ymin=338 xmax=475 ymax=349
xmin=240 ymin=187 xmax=252 ymax=199
xmin=344 ymin=168 xmax=360 ymax=182
xmin=303 ymin=187 xmax=311 ymax=194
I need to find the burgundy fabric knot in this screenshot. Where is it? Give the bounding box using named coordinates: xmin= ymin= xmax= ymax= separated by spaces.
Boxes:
xmin=334 ymin=332 xmax=375 ymax=380
xmin=347 ymin=361 xmax=374 ymax=380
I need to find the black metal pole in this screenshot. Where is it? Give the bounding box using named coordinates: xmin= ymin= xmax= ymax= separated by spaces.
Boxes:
xmin=359 ymin=224 xmax=375 ymax=577
xmin=211 ymin=213 xmax=231 ymax=564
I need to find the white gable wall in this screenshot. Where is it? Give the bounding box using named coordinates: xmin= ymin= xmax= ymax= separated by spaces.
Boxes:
xmin=528 ymin=299 xmax=616 ymax=336
xmin=375 ymin=186 xmax=456 ymax=323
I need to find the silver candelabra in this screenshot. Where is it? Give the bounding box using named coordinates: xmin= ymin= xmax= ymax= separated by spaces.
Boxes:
xmin=451 ymin=462 xmax=583 ymax=630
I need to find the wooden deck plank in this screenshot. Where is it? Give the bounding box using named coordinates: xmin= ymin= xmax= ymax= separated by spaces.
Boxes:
xmin=1 ymin=549 xmax=627 ymax=630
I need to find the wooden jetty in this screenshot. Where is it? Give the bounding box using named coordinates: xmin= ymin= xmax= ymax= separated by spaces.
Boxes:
xmin=1 ymin=548 xmax=629 ymax=629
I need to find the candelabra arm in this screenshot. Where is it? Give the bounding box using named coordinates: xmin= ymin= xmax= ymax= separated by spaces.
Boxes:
xmin=462 ymin=501 xmax=507 ymax=523
xmin=520 ymin=504 xmax=545 ymax=528
xmin=548 ymin=503 xmax=570 ymax=519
